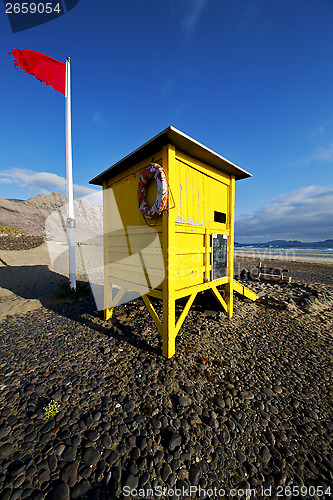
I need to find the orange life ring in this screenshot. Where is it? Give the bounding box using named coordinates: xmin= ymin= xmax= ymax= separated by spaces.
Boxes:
xmin=138 ymin=163 xmax=168 ymax=219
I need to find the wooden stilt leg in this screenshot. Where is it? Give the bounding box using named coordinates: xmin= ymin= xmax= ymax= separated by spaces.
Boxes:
xmin=104 ymin=308 xmax=113 ymax=320
xmin=162 ymin=294 xmax=176 ymax=358
xmin=226 ymin=175 xmax=235 ymax=319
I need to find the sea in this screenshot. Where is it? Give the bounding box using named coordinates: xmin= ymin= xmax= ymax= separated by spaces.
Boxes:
xmin=235 ymin=245 xmax=333 ymax=259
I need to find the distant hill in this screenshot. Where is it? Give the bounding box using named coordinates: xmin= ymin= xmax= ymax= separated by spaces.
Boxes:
xmin=267 ymin=239 xmax=333 ymax=248
xmin=0 ymin=192 xmax=103 ymax=241
xmin=235 ymin=239 xmax=333 ymax=248
xmin=0 ymin=192 xmax=67 ymax=235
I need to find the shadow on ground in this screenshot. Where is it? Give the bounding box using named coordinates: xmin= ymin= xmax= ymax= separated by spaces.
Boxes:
xmin=0 ymin=264 xmax=159 ymax=355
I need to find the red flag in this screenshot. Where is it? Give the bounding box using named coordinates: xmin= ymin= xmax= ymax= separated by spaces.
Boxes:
xmin=11 ymin=49 xmax=66 ymax=95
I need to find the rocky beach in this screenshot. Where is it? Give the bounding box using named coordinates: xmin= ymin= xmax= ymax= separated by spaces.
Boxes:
xmin=0 ymin=237 xmax=332 ymax=500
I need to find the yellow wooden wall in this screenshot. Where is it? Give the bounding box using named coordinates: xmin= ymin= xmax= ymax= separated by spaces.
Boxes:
xmin=103 ymin=152 xmax=165 ymax=297
xmin=172 ymin=150 xmax=231 ymax=291
xmin=102 ymin=145 xmax=232 ymax=300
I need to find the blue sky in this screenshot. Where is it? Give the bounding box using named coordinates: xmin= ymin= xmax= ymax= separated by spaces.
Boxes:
xmin=1 ymin=0 xmax=333 ymax=242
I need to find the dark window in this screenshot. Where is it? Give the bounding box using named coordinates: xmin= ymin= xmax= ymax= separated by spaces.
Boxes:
xmin=214 ymin=211 xmax=226 ymax=224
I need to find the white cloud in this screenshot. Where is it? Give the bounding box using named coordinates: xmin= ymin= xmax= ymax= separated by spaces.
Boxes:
xmin=311 ymin=141 xmax=333 ymax=162
xmin=0 ymin=168 xmax=102 ymax=204
xmin=236 ymin=185 xmax=333 ymax=242
xmin=310 ymin=115 xmax=333 ymax=139
xmin=295 ymin=140 xmax=333 ymax=166
xmin=182 ymin=0 xmax=207 ymax=34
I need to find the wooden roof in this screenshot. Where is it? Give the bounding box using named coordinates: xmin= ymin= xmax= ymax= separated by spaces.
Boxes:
xmin=90 ymin=126 xmax=252 ymax=186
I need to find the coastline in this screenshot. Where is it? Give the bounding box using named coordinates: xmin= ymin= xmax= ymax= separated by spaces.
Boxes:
xmin=235 ymin=248 xmax=333 ymax=265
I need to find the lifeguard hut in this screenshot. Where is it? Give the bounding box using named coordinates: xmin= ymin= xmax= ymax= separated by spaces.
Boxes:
xmin=90 ymin=126 xmax=257 ymax=358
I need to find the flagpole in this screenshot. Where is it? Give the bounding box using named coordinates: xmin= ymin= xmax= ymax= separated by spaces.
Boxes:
xmin=65 ymin=56 xmax=76 ymax=290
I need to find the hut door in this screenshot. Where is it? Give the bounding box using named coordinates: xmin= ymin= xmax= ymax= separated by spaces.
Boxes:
xmin=212 ymin=233 xmax=228 ymax=280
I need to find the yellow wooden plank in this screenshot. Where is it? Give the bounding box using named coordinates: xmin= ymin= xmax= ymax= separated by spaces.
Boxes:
xmin=104 ymin=155 xmax=163 ymax=188
xmin=175 ymin=292 xmax=197 ymax=335
xmin=106 ymin=226 xmax=163 ymax=237
xmin=142 ymin=295 xmax=162 ymax=335
xmin=104 ymin=308 xmax=113 ymax=320
xmin=103 ymin=182 xmax=113 ymax=316
xmin=107 ymin=268 xmax=163 ymax=285
xmin=107 ymin=246 xmax=162 ymax=254
xmin=210 ymin=285 xmax=228 ymax=313
xmin=204 ymin=228 xmax=210 ymax=282
xmin=176 ymin=151 xmax=231 ymax=185
xmin=162 ymin=144 xmax=177 ymax=358
xmin=146 ymin=289 xmax=163 ymax=299
xmin=175 ymin=276 xmax=229 ymax=299
xmin=105 ymin=276 xmax=162 ymax=295
xmin=175 ymin=247 xmax=206 ymax=254
xmin=233 ymin=280 xmax=258 ymax=301
xmin=109 ymin=286 xmax=127 ymax=308
xmin=225 ymin=175 xmax=235 ymax=318
xmin=107 ymin=260 xmax=164 ymax=273
xmin=175 ymin=225 xmax=206 ymax=234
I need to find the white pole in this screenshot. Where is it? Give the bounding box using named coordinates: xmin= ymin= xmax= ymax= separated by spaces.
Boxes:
xmin=65 ymin=57 xmax=76 ymax=290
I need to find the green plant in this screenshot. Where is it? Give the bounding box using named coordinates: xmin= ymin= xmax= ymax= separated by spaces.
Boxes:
xmin=0 ymin=225 xmax=30 ymax=235
xmin=43 ymin=400 xmax=60 ymax=419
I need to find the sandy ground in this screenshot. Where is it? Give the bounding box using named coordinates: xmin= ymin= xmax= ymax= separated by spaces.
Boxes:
xmin=0 ymin=242 xmax=93 ymax=320
xmin=0 ymin=242 xmax=332 ymax=321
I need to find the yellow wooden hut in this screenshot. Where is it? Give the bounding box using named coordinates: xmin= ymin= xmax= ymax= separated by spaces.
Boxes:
xmin=90 ymin=126 xmax=257 ymax=358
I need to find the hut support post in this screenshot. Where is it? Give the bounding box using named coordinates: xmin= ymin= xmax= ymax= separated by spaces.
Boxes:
xmin=162 ymin=144 xmax=177 ymax=358
xmin=225 ymin=175 xmax=235 ymax=318
xmin=104 ymin=308 xmax=113 ymax=320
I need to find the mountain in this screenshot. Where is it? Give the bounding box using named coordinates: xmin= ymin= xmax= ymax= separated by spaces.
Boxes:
xmin=0 ymin=192 xmax=103 ymax=241
xmin=0 ymin=192 xmax=68 ymax=234
xmin=267 ymin=240 xmax=333 ymax=248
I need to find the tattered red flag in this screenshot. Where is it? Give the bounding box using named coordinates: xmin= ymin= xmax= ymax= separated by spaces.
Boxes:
xmin=11 ymin=48 xmax=66 ymax=95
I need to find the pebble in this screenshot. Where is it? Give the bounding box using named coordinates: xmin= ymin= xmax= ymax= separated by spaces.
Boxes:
xmin=240 ymin=391 xmax=254 ymax=400
xmin=161 ymin=463 xmax=172 ymax=481
xmin=304 ymin=407 xmax=319 ymax=420
xmin=71 ymin=480 xmax=91 ymax=498
xmin=87 ymin=430 xmax=99 ymax=442
xmin=24 ymin=430 xmax=37 ymax=442
xmin=62 ymin=446 xmax=76 ymax=462
xmin=177 ymin=396 xmax=190 ymax=407
xmin=83 ymin=448 xmax=100 ymax=466
xmin=124 ymin=474 xmax=139 ymax=489
xmin=189 ymin=464 xmax=202 ymax=485
xmin=102 ymin=434 xmax=112 ymax=448
xmin=261 ymin=447 xmax=272 ymax=463
xmin=168 ymin=433 xmax=182 ymax=451
xmin=61 ymin=461 xmax=79 ymax=487
xmin=0 ymin=444 xmax=13 ymax=459
xmin=0 ymin=426 xmax=11 ymax=438
xmin=123 ymin=401 xmax=135 ymax=412
xmin=236 ymin=451 xmax=246 ymax=463
xmin=51 ymin=481 xmax=69 ymax=500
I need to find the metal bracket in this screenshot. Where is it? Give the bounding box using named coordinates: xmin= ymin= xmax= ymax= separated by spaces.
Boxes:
xmin=66 ymin=218 xmax=76 ymax=228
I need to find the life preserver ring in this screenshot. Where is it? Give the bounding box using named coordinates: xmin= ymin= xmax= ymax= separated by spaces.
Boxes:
xmin=138 ymin=163 xmax=168 ymax=219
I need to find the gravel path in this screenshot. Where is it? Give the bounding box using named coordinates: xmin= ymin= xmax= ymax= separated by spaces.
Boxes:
xmin=0 ymin=271 xmax=332 ymax=499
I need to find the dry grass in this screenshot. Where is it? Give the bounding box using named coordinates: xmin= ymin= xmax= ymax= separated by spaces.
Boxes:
xmin=0 ymin=225 xmax=30 ymax=235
